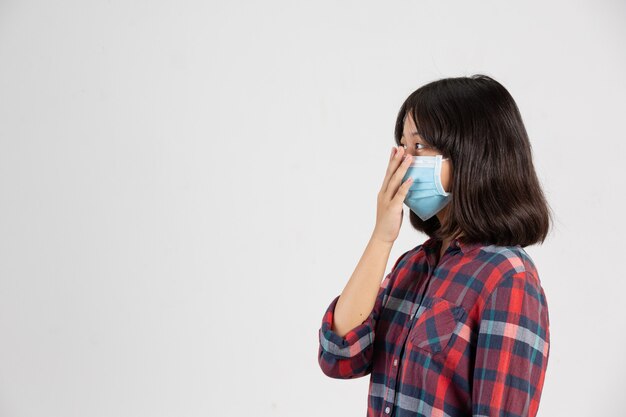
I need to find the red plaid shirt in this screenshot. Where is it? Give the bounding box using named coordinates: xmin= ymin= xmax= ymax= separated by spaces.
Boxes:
xmin=318 ymin=237 xmax=550 ymax=417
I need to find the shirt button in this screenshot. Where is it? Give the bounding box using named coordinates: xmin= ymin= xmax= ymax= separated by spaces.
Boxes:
xmin=385 ymin=406 xmax=391 ymax=414
xmin=393 ymin=359 xmax=398 ymax=366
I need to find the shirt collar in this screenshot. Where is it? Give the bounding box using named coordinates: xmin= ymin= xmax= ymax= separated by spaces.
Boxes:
xmin=422 ymin=236 xmax=485 ymax=256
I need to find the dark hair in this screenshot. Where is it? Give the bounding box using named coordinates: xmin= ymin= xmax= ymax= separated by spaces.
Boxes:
xmin=394 ymin=74 xmax=554 ymax=247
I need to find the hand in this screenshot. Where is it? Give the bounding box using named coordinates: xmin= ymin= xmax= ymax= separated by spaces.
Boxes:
xmin=372 ymin=146 xmax=413 ymax=244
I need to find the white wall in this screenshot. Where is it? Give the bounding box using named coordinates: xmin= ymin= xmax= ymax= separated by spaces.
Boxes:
xmin=0 ymin=0 xmax=624 ymax=416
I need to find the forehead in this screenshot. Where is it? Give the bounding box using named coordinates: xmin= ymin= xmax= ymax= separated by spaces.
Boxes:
xmin=402 ymin=112 xmax=421 ymax=137
xmin=403 ymin=111 xmax=420 ymax=131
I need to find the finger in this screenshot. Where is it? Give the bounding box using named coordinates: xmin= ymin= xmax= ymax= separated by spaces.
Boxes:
xmin=382 ymin=148 xmax=409 ymax=196
xmin=381 ymin=146 xmax=405 ymax=193
xmin=391 ymin=175 xmax=414 ymax=207
xmin=385 ymin=153 xmax=413 ymax=199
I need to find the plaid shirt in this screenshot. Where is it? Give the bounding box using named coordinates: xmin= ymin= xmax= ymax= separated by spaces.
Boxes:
xmin=318 ymin=237 xmax=550 ymax=417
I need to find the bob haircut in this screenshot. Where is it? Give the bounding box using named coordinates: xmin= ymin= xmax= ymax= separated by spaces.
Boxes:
xmin=394 ymin=74 xmax=553 ymax=248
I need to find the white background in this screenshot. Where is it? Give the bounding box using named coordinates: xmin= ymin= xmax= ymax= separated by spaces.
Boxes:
xmin=1 ymin=1 xmax=624 ymax=416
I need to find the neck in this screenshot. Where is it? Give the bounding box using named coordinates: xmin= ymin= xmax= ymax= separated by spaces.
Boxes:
xmin=439 ymin=237 xmax=452 ymax=262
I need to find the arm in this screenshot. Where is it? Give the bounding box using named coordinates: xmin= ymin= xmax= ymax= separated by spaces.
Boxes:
xmin=472 ymin=271 xmax=551 ymax=416
xmin=317 ymin=236 xmax=411 ymax=379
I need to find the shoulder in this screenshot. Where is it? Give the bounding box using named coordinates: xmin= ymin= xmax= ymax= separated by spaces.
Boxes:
xmin=473 ymin=244 xmax=548 ymax=314
xmin=474 ymin=244 xmax=540 ymax=282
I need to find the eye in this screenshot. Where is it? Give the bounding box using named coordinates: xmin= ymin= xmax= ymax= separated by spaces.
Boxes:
xmin=415 ymin=143 xmax=428 ymax=150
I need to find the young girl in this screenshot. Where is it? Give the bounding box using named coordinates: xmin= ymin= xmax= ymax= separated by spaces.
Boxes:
xmin=318 ymin=74 xmax=552 ymax=417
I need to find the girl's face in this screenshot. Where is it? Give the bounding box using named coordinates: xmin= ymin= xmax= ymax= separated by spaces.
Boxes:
xmin=400 ymin=113 xmax=453 ymax=193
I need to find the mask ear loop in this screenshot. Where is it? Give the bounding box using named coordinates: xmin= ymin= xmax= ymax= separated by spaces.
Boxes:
xmin=435 ymin=156 xmax=451 ymax=196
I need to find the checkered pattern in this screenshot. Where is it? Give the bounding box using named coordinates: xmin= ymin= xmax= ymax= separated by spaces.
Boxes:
xmin=318 ymin=237 xmax=550 ymax=417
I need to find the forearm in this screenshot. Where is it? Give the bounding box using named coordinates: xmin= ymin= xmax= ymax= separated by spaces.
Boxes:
xmin=331 ymin=232 xmax=394 ymax=337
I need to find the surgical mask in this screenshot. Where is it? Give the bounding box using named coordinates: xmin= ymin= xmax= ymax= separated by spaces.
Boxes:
xmin=401 ymin=154 xmax=451 ymax=221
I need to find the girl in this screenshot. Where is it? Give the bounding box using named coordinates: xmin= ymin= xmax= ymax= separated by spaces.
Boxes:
xmin=318 ymin=74 xmax=552 ymax=417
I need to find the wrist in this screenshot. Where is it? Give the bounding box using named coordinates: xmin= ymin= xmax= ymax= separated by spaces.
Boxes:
xmin=370 ymin=232 xmax=395 ymax=247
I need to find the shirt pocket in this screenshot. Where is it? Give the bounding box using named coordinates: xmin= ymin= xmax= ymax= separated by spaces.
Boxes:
xmin=409 ymin=296 xmax=467 ymax=355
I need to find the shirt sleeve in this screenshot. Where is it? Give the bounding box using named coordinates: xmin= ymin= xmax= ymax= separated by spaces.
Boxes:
xmin=472 ymin=270 xmax=551 ymax=417
xmin=317 ymin=249 xmax=410 ymax=379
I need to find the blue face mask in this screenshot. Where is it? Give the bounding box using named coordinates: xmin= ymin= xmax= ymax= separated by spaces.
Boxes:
xmin=401 ymin=154 xmax=451 ymax=221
